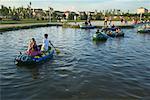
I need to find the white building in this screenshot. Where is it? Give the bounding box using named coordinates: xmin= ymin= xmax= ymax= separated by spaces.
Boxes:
xmin=137 ymin=7 xmax=148 ymax=14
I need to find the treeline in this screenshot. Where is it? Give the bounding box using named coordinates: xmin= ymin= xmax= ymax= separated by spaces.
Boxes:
xmin=0 ymin=5 xmax=150 ymax=21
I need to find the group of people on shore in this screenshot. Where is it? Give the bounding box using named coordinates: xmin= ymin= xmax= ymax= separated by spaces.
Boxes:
xmin=104 ymin=16 xmax=127 ymax=26
xmin=25 ymin=34 xmax=50 ymax=56
xmin=84 ymin=19 xmax=92 ymax=26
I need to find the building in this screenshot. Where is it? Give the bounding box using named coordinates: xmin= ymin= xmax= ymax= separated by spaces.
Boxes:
xmin=32 ymin=9 xmax=45 ymax=19
xmin=137 ymin=7 xmax=148 ymax=14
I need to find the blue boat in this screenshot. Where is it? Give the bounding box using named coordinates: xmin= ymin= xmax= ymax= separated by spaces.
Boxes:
xmin=80 ymin=25 xmax=96 ymax=29
xmin=15 ymin=49 xmax=54 ymax=65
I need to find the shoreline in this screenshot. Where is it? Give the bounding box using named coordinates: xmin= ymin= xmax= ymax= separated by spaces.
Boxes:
xmin=0 ymin=21 xmax=140 ymax=33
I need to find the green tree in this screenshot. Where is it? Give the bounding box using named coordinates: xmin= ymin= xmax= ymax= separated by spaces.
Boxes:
xmin=0 ymin=5 xmax=9 ymax=16
xmin=80 ymin=12 xmax=87 ymax=20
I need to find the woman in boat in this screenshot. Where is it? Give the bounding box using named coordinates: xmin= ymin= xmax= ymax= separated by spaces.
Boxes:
xmin=26 ymin=38 xmax=40 ymax=56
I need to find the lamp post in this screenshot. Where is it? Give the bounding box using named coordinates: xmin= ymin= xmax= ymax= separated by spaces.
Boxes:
xmin=49 ymin=7 xmax=53 ymax=23
xmin=140 ymin=13 xmax=142 ymax=22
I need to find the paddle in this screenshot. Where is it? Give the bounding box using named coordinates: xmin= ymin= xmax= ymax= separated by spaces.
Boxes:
xmin=49 ymin=41 xmax=60 ymax=54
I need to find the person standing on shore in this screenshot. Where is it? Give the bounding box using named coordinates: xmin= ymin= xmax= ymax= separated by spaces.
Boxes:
xmin=104 ymin=16 xmax=108 ymax=27
xmin=120 ymin=16 xmax=124 ymax=24
xmin=109 ymin=16 xmax=112 ymax=25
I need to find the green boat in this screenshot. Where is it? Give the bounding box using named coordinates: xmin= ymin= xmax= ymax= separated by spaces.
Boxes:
xmin=93 ymin=32 xmax=108 ymax=41
xmin=137 ymin=29 xmax=150 ymax=33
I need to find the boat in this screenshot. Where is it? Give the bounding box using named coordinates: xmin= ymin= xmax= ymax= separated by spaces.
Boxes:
xmin=15 ymin=48 xmax=54 ymax=65
xmin=137 ymin=29 xmax=150 ymax=33
xmin=80 ymin=25 xmax=96 ymax=29
xmin=93 ymin=32 xmax=108 ymax=41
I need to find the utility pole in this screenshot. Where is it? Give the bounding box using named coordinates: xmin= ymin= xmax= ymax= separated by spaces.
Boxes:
xmin=29 ymin=2 xmax=32 ymax=18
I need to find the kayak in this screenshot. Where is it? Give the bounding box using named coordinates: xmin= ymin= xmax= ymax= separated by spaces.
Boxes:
xmin=106 ymin=31 xmax=124 ymax=37
xmin=80 ymin=25 xmax=96 ymax=29
xmin=15 ymin=48 xmax=54 ymax=65
xmin=93 ymin=32 xmax=108 ymax=41
xmin=137 ymin=29 xmax=150 ymax=33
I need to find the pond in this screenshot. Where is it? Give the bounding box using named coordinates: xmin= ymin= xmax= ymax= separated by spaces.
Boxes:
xmin=0 ymin=26 xmax=150 ymax=100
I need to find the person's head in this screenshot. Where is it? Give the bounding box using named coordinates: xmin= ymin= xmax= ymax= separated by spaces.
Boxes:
xmin=97 ymin=29 xmax=99 ymax=32
xmin=44 ymin=34 xmax=48 ymax=39
xmin=116 ymin=28 xmax=119 ymax=31
xmin=31 ymin=38 xmax=35 ymax=42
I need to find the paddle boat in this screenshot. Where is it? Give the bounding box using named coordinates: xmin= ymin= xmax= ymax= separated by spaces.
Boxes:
xmin=15 ymin=48 xmax=54 ymax=65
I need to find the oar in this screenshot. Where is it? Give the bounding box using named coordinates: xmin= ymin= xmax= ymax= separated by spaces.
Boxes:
xmin=49 ymin=41 xmax=60 ymax=54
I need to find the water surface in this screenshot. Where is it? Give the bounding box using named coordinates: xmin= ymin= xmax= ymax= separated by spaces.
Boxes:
xmin=0 ymin=27 xmax=150 ymax=100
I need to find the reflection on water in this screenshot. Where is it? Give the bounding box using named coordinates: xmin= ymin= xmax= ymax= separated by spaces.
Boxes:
xmin=0 ymin=26 xmax=150 ymax=100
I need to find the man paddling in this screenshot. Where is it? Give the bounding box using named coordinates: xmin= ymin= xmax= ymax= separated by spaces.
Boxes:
xmin=40 ymin=33 xmax=60 ymax=54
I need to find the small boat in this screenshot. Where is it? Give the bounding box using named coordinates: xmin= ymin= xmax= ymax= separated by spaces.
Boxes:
xmin=106 ymin=31 xmax=124 ymax=37
xmin=93 ymin=32 xmax=108 ymax=41
xmin=15 ymin=48 xmax=54 ymax=65
xmin=137 ymin=29 xmax=150 ymax=33
xmin=80 ymin=25 xmax=96 ymax=29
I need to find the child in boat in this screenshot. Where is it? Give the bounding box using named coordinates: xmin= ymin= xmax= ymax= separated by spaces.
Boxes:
xmin=41 ymin=34 xmax=50 ymax=52
xmin=26 ymin=38 xmax=41 ymax=56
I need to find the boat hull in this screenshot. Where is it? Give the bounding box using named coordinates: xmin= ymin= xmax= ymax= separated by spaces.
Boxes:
xmin=15 ymin=49 xmax=54 ymax=66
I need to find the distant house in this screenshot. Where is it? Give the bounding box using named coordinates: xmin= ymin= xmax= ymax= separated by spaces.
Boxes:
xmin=53 ymin=11 xmax=64 ymax=21
xmin=54 ymin=11 xmax=64 ymax=17
xmin=137 ymin=7 xmax=148 ymax=14
xmin=64 ymin=11 xmax=78 ymax=20
xmin=64 ymin=11 xmax=70 ymax=19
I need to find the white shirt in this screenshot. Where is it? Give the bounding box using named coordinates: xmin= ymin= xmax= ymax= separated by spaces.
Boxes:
xmin=41 ymin=38 xmax=49 ymax=51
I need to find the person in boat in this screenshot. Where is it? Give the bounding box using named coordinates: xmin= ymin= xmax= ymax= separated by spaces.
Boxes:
xmin=41 ymin=34 xmax=50 ymax=52
xmin=96 ymin=29 xmax=100 ymax=34
xmin=111 ymin=24 xmax=116 ymax=31
xmin=111 ymin=24 xmax=115 ymax=28
xmin=26 ymin=38 xmax=40 ymax=56
xmin=115 ymin=28 xmax=121 ymax=33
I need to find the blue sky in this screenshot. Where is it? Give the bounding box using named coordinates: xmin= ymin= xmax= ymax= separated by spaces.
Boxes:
xmin=0 ymin=0 xmax=150 ymax=12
